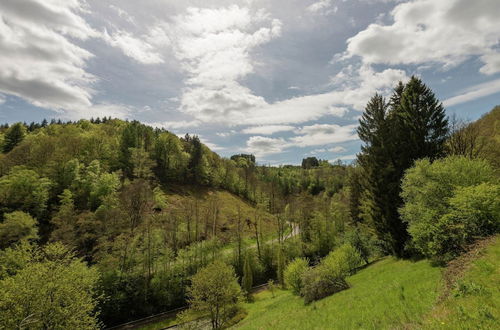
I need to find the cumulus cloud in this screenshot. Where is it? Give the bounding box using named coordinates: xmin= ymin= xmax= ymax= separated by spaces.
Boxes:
xmin=245 ymin=136 xmax=288 ymax=157
xmin=0 ymin=0 xmax=98 ymax=110
xmin=345 ymin=0 xmax=500 ymax=74
xmin=243 ymin=123 xmax=358 ymax=157
xmin=167 ymin=5 xmax=282 ymax=123
xmin=240 ymin=64 xmax=407 ymax=126
xmin=242 ymin=125 xmax=295 ymax=135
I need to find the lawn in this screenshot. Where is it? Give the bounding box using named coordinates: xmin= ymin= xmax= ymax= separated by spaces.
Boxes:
xmin=234 ymin=257 xmax=442 ymax=330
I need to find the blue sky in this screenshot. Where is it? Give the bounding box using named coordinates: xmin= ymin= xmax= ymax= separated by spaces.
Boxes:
xmin=0 ymin=0 xmax=499 ymax=165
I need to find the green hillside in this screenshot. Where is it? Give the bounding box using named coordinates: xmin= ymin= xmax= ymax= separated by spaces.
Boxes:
xmin=234 ymin=258 xmax=442 ymax=329
xmin=234 ymin=235 xmax=499 ymax=330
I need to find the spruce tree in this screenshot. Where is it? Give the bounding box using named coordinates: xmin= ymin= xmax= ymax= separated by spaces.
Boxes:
xmin=277 ymin=247 xmax=285 ymax=286
xmin=357 ymin=78 xmax=448 ymax=257
xmin=3 ymin=122 xmax=26 ymax=153
xmin=242 ymin=252 xmax=253 ymax=298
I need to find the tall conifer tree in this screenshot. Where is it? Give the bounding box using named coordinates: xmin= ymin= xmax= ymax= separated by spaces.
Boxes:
xmin=357 ymin=78 xmax=448 ymax=256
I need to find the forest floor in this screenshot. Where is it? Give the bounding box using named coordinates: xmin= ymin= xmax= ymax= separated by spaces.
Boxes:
xmin=233 ymin=235 xmax=499 ymax=330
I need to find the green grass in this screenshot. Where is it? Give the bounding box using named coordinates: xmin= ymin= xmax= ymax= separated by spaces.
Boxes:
xmin=234 ymin=257 xmax=442 ymax=330
xmin=422 ymin=236 xmax=500 ymax=330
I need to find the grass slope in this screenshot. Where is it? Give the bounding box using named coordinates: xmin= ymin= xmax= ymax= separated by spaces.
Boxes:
xmin=422 ymin=235 xmax=499 ymax=329
xmin=234 ymin=258 xmax=442 ymax=330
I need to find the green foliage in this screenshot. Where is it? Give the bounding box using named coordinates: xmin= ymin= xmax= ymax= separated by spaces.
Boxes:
xmin=301 ymin=157 xmax=320 ymax=169
xmin=299 ymin=244 xmax=363 ymax=303
xmin=0 ymin=243 xmax=101 ymax=329
xmin=130 ymin=147 xmax=155 ymax=179
xmin=300 ymin=266 xmax=349 ymax=304
xmin=344 ymin=227 xmax=374 ymax=263
xmin=242 ymin=252 xmax=253 ymax=297
xmin=185 ymin=260 xmax=242 ymax=329
xmin=0 ymin=166 xmax=51 ymax=218
xmin=276 ymin=247 xmax=285 ymax=286
xmin=322 ymin=244 xmax=364 ymax=278
xmin=3 ymin=122 xmax=26 ymax=153
xmin=284 ymin=257 xmax=309 ymax=295
xmin=0 ymin=211 xmax=38 ymax=249
xmin=0 ymin=241 xmax=33 ymax=279
xmin=357 ymin=77 xmax=448 ymax=256
xmin=401 ymin=156 xmax=499 ymax=261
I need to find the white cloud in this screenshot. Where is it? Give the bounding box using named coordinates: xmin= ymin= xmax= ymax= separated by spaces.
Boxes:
xmin=200 ymin=139 xmax=225 ymax=151
xmin=307 ymin=0 xmax=338 ymax=15
xmin=243 ymin=123 xmax=358 ymax=157
xmin=167 ymin=5 xmax=282 ymax=123
xmin=242 ymin=125 xmax=295 ymax=135
xmin=290 ymin=124 xmax=358 ymax=147
xmin=102 ymin=29 xmax=164 ymax=64
xmin=345 ymin=0 xmax=500 ymax=74
xmin=149 ymin=120 xmax=201 ymax=130
xmin=241 ymin=64 xmax=407 ymax=125
xmin=329 ymin=146 xmax=347 ymax=153
xmin=0 ymin=93 xmax=5 ymax=105
xmin=109 ymin=4 xmax=136 ymax=25
xmin=330 ymin=154 xmax=357 ymax=162
xmin=0 ymin=0 xmax=98 ymax=111
xmin=443 ymin=78 xmax=500 ymax=107
xmin=245 ymin=136 xmax=288 ymax=157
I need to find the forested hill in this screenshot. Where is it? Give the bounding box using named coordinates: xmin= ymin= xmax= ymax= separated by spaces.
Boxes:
xmin=0 ymin=101 xmax=498 ymax=329
xmin=0 ymin=118 xmax=350 ymax=326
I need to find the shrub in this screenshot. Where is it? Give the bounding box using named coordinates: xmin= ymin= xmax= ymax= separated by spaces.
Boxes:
xmin=284 ymin=258 xmax=309 ymax=295
xmin=300 ymin=244 xmax=362 ymax=303
xmin=322 ymin=244 xmax=364 ymax=277
xmin=300 ymin=266 xmax=349 ymax=304
xmin=401 ymin=157 xmax=499 ymax=262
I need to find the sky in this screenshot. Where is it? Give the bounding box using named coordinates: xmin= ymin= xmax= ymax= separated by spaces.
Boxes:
xmin=0 ymin=0 xmax=499 ymax=165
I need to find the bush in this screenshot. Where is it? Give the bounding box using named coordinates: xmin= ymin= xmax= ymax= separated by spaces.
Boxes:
xmin=284 ymin=258 xmax=309 ymax=295
xmin=300 ymin=244 xmax=362 ymax=303
xmin=301 ymin=266 xmax=349 ymax=304
xmin=401 ymin=157 xmax=499 ymax=262
xmin=322 ymin=244 xmax=364 ymax=277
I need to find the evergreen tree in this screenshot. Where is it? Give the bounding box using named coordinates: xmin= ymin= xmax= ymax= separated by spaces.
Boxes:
xmin=3 ymin=122 xmax=26 ymax=153
xmin=277 ymin=247 xmax=285 ymax=286
xmin=357 ymin=78 xmax=448 ymax=256
xmin=242 ymin=252 xmax=253 ymax=298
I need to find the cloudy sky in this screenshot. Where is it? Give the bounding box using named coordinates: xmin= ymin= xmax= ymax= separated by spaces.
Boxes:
xmin=1 ymin=0 xmax=499 ymax=164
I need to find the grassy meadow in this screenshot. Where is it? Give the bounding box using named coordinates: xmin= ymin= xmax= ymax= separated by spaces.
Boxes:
xmin=234 ymin=257 xmax=442 ymax=329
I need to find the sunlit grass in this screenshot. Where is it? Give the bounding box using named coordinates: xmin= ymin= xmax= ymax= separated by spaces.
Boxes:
xmin=234 ymin=257 xmax=442 ymax=329
xmin=422 ymin=235 xmax=499 ymax=330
